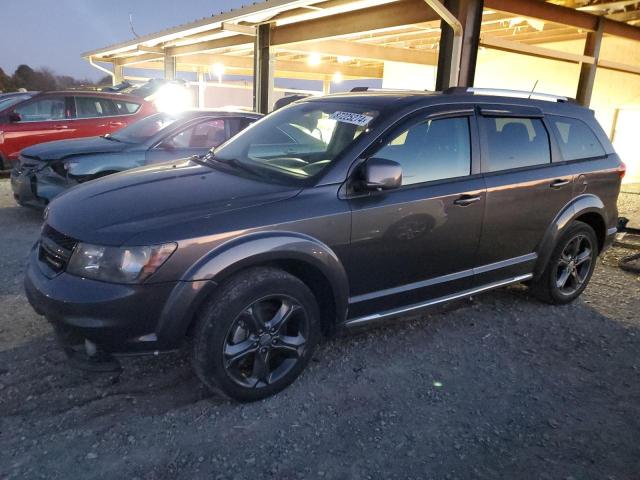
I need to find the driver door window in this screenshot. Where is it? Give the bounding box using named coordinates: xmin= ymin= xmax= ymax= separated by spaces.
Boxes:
xmin=375 ymin=116 xmax=471 ymax=186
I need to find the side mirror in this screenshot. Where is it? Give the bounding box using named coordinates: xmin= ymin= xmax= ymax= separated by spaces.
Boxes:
xmin=8 ymin=112 xmax=21 ymax=122
xmin=364 ymin=157 xmax=402 ymax=191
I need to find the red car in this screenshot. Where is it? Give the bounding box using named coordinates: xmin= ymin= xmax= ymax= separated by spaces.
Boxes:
xmin=0 ymin=91 xmax=155 ymax=169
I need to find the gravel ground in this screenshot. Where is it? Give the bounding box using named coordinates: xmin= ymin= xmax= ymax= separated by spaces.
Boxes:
xmin=0 ymin=180 xmax=639 ymax=480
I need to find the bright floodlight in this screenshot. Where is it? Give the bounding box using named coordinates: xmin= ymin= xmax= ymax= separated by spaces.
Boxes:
xmin=332 ymin=72 xmax=343 ymax=83
xmin=154 ymin=83 xmax=191 ymax=113
xmin=308 ymin=53 xmax=322 ymax=66
xmin=210 ymin=63 xmax=226 ymax=82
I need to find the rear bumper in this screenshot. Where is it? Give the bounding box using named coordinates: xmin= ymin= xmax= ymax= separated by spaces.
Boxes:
xmin=604 ymin=226 xmax=617 ymax=252
xmin=24 ymin=245 xmax=187 ymax=354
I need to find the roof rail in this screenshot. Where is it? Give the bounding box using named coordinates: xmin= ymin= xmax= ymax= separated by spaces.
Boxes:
xmin=349 ymin=87 xmax=430 ymax=93
xmin=446 ymin=87 xmax=573 ymax=103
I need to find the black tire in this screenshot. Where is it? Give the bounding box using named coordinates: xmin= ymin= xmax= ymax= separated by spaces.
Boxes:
xmin=192 ymin=266 xmax=321 ymax=402
xmin=530 ymin=221 xmax=598 ymax=305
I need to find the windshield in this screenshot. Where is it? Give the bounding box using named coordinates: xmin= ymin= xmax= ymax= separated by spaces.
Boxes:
xmin=110 ymin=112 xmax=178 ymax=143
xmin=0 ymin=94 xmax=33 ymax=112
xmin=211 ymin=101 xmax=378 ymax=183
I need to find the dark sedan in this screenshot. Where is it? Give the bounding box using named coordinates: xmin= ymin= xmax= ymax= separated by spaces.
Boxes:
xmin=11 ymin=109 xmax=261 ymax=207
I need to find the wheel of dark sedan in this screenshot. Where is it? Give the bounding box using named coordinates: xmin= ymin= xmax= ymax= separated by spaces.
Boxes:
xmin=530 ymin=221 xmax=598 ymax=305
xmin=192 ymin=267 xmax=321 ymax=402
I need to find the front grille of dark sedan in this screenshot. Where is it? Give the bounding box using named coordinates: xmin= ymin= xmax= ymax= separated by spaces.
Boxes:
xmin=39 ymin=225 xmax=78 ymax=273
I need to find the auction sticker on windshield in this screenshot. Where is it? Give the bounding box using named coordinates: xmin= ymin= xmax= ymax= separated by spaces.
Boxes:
xmin=328 ymin=111 xmax=373 ymax=127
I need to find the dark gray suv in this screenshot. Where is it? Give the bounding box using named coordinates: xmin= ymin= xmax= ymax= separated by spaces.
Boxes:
xmin=25 ymin=88 xmax=624 ymax=401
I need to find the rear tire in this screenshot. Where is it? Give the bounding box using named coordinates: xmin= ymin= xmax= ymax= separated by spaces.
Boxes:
xmin=530 ymin=221 xmax=598 ymax=305
xmin=191 ymin=267 xmax=321 ymax=402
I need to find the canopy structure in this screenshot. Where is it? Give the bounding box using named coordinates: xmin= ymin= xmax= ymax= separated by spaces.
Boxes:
xmin=83 ymin=0 xmax=640 ymax=181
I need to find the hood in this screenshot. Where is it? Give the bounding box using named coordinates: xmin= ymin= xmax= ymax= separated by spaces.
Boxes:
xmin=21 ymin=136 xmax=130 ymax=161
xmin=46 ymin=157 xmax=301 ymax=246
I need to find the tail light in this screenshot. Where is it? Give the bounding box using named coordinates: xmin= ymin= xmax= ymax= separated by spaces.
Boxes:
xmin=618 ymin=160 xmax=626 ymax=180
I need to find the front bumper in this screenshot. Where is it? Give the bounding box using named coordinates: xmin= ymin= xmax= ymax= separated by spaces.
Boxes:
xmin=10 ymin=163 xmax=72 ymax=208
xmin=24 ymin=245 xmax=181 ymax=354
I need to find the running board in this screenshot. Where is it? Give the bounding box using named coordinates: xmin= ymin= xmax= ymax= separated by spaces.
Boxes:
xmin=344 ymin=274 xmax=533 ymax=328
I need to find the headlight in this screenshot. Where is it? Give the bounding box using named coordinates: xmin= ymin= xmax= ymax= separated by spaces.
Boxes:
xmin=67 ymin=242 xmax=177 ymax=283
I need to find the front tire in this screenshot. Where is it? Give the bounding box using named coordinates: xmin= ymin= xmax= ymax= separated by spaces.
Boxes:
xmin=192 ymin=267 xmax=321 ymax=402
xmin=530 ymin=221 xmax=598 ymax=305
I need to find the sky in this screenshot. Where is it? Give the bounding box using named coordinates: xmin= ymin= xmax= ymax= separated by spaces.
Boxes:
xmin=0 ymin=0 xmax=248 ymax=80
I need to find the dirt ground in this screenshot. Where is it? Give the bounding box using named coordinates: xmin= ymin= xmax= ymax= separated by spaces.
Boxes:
xmin=0 ymin=180 xmax=639 ymax=480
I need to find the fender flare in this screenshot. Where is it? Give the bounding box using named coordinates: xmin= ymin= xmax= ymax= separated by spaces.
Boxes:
xmin=534 ymin=194 xmax=608 ymax=279
xmin=156 ymin=231 xmax=350 ymax=342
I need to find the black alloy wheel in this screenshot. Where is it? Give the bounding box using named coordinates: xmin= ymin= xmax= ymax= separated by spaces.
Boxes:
xmin=553 ymin=233 xmax=594 ymax=296
xmin=223 ymin=295 xmax=309 ymax=388
xmin=192 ymin=267 xmax=320 ymax=402
xmin=530 ymin=220 xmax=598 ymax=305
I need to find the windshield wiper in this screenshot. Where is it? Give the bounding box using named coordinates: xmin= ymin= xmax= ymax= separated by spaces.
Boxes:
xmin=203 ymin=152 xmax=261 ymax=176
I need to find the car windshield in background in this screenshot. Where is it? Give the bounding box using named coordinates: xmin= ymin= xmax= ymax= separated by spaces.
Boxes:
xmin=0 ymin=94 xmax=33 ymax=112
xmin=211 ymin=101 xmax=378 ymax=183
xmin=110 ymin=112 xmax=178 ymax=143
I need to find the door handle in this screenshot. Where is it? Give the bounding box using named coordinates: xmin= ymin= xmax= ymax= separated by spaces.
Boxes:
xmin=453 ymin=195 xmax=481 ymax=206
xmin=550 ymin=179 xmax=570 ymax=189
xmin=53 ymin=124 xmax=68 ymax=130
xmin=109 ymin=121 xmax=124 ymax=127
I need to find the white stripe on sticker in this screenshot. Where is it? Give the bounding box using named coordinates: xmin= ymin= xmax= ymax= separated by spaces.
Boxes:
xmin=328 ymin=111 xmax=373 ymax=127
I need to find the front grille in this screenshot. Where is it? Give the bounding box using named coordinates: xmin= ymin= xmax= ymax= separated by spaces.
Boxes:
xmin=39 ymin=225 xmax=78 ymax=273
xmin=42 ymin=225 xmax=77 ymax=251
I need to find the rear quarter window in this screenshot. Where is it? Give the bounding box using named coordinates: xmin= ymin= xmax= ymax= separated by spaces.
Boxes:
xmin=113 ymin=100 xmax=141 ymax=115
xmin=549 ymin=116 xmax=605 ymax=161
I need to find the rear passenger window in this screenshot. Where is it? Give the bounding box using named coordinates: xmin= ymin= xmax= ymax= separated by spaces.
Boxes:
xmin=482 ymin=117 xmax=550 ymax=172
xmin=376 ymin=117 xmax=471 ymax=185
xmin=550 ymin=116 xmax=605 ymax=161
xmin=75 ymin=97 xmax=117 ymax=118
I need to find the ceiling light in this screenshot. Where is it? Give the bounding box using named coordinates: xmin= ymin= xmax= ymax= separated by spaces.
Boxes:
xmin=308 ymin=53 xmax=322 ymax=66
xmin=210 ymin=63 xmax=225 ymax=82
xmin=337 ymin=55 xmax=352 ymax=64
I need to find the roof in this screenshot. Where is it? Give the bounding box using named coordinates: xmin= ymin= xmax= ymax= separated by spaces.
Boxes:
xmin=83 ymin=0 xmax=640 ymax=83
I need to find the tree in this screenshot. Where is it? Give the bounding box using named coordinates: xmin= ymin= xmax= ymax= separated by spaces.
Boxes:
xmin=12 ymin=64 xmax=38 ymax=90
xmin=0 ymin=67 xmax=14 ymax=92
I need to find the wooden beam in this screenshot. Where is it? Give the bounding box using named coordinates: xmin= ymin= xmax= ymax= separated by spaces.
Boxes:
xmin=166 ymin=35 xmax=253 ymax=57
xmin=137 ymin=46 xmax=165 ymax=54
xmin=221 ymin=22 xmax=256 ymax=36
xmin=171 ymin=53 xmax=382 ymax=78
xmin=598 ymin=59 xmax=640 ymax=75
xmin=276 ymin=39 xmax=438 ymax=65
xmin=480 ymin=35 xmax=595 ymax=64
xmin=485 ymin=0 xmax=640 ymax=42
xmin=117 ymin=53 xmax=164 ymax=66
xmin=271 ymin=0 xmax=439 ymax=45
xmin=485 ymin=0 xmax=599 ymax=31
xmin=602 ymin=18 xmax=640 ymax=42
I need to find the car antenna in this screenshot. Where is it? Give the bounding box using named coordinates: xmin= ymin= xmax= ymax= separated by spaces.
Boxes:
xmin=528 ymin=80 xmax=539 ymax=99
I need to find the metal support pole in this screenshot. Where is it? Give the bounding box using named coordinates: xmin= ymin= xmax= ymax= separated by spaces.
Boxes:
xmin=429 ymin=0 xmax=464 ymax=90
xmin=576 ymin=17 xmax=604 ymax=106
xmin=322 ymin=78 xmax=331 ymax=95
xmin=458 ymin=0 xmax=483 ymax=87
xmin=253 ymin=23 xmax=273 ymax=114
xmin=197 ymin=70 xmax=206 ymax=108
xmin=164 ymin=53 xmax=176 ymax=81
